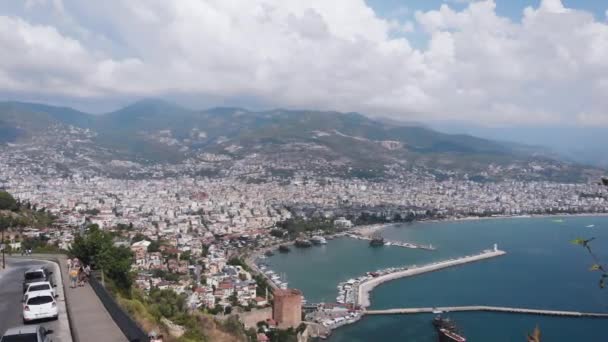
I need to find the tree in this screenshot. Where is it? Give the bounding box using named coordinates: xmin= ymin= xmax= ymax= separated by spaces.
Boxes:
xmin=69 ymin=225 xmax=133 ymax=292
xmin=180 ymin=250 xmax=192 ymax=263
xmin=229 ymin=290 xmax=239 ymax=307
xmin=0 ymin=191 xmax=18 ymax=211
xmin=573 ymin=178 xmax=608 ymax=289
xmin=131 ymin=233 xmax=147 ymax=243
xmin=147 ymin=240 xmax=161 ymax=253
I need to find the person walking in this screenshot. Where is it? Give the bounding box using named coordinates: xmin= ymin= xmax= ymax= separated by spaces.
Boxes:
xmin=69 ymin=267 xmax=78 ymax=289
xmin=78 ymin=265 xmax=86 ymax=287
xmin=67 ymin=258 xmax=72 ymax=270
xmin=83 ymin=264 xmax=91 ymax=284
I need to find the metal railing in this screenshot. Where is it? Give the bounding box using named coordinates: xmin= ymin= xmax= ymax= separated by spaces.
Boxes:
xmin=88 ymin=271 xmax=149 ymax=342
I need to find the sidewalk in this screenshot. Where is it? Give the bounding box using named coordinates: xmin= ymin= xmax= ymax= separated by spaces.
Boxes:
xmin=17 ymin=254 xmax=128 ymax=342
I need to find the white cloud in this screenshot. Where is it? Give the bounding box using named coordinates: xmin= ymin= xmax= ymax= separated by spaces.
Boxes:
xmin=0 ymin=0 xmax=607 ymax=126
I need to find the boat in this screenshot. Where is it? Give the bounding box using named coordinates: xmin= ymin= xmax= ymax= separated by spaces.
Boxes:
xmin=586 ymin=224 xmax=595 ymax=228
xmin=439 ymin=328 xmax=466 ymax=342
xmin=278 ymin=245 xmax=291 ymax=253
xmin=295 ymin=239 xmax=313 ymax=248
xmin=369 ymin=233 xmax=384 ymax=247
xmin=433 ymin=316 xmax=466 ymax=342
xmin=264 ymin=250 xmax=275 ymax=257
xmin=311 ymin=236 xmax=328 ymax=245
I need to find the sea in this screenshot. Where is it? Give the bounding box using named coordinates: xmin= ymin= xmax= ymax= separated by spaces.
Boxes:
xmin=263 ymin=216 xmax=608 ymax=341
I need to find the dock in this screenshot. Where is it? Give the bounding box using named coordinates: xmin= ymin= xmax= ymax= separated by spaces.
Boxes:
xmin=365 ymin=306 xmax=608 ymax=318
xmin=357 ymin=246 xmax=506 ymax=308
xmin=347 ymin=234 xmax=435 ymax=250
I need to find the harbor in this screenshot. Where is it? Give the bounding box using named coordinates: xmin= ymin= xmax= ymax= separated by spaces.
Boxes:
xmin=357 ymin=245 xmax=506 ymax=308
xmin=307 ymin=244 xmax=507 ymax=333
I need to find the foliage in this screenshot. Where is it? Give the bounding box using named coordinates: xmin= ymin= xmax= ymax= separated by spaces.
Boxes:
xmin=0 ymin=202 xmax=55 ymax=228
xmin=148 ymin=240 xmax=161 ymax=252
xmin=148 ymin=288 xmax=188 ymax=319
xmin=527 ymin=325 xmax=541 ymax=342
xmin=276 ymin=217 xmax=337 ymax=238
xmin=0 ymin=191 xmax=18 ymax=210
xmin=253 ymin=273 xmax=272 ymax=297
xmin=21 ymin=236 xmax=61 ymax=253
xmin=269 ymin=229 xmax=286 ymax=238
xmin=227 ymin=257 xmax=250 ymax=271
xmin=180 ymin=250 xmax=192 ymax=263
xmin=573 ymin=237 xmax=608 ymax=289
xmin=68 ymin=224 xmax=134 ymax=292
xmin=83 ymin=208 xmax=100 ymax=215
xmin=131 ymin=232 xmax=148 ymax=243
xmin=152 ymin=269 xmax=180 ymax=282
xmin=266 ymin=327 xmax=298 ymax=342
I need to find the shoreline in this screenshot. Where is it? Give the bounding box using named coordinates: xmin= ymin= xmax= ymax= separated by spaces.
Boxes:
xmin=350 ymin=212 xmax=608 ymax=237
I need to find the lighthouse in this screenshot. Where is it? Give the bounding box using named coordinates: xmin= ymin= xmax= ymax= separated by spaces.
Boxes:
xmin=494 ymin=243 xmax=498 ymax=252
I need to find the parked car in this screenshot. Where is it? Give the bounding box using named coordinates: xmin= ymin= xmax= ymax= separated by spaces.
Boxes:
xmin=22 ymin=268 xmax=53 ymax=293
xmin=22 ymin=293 xmax=58 ymax=323
xmin=24 ymin=281 xmax=56 ymax=300
xmin=0 ymin=325 xmax=53 ymax=342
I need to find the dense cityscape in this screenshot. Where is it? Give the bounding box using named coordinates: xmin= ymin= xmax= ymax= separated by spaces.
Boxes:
xmin=2 ymin=154 xmax=608 ymax=340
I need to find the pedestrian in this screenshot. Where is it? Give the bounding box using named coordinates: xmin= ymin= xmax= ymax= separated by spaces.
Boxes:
xmin=84 ymin=264 xmax=91 ymax=283
xmin=78 ymin=266 xmax=86 ymax=287
xmin=69 ymin=267 xmax=78 ymax=288
xmin=67 ymin=258 xmax=72 ymax=270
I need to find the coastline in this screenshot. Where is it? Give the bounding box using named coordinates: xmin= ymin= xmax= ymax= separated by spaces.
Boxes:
xmin=350 ymin=212 xmax=608 ymax=237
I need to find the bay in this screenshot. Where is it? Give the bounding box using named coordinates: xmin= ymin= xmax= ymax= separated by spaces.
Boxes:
xmin=264 ymin=216 xmax=608 ymax=341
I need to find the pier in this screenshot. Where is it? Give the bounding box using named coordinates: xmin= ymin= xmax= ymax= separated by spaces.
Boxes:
xmin=347 ymin=234 xmax=435 ymax=250
xmin=357 ymin=246 xmax=506 ymax=308
xmin=364 ymin=306 xmax=608 ymax=318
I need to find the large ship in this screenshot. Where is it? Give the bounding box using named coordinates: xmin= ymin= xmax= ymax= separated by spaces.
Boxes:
xmin=433 ymin=316 xmax=466 ymax=342
xmin=369 ymin=233 xmax=385 ymax=247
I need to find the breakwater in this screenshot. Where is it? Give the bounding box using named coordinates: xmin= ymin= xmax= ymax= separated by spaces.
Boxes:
xmin=357 ymin=247 xmax=506 ymax=308
xmin=365 ymin=306 xmax=608 ymax=318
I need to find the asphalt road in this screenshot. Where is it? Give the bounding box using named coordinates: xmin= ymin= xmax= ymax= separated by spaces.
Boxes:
xmin=0 ymin=259 xmax=72 ymax=342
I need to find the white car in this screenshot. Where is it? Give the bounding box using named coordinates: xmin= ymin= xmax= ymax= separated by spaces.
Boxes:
xmin=0 ymin=324 xmax=53 ymax=342
xmin=24 ymin=282 xmax=56 ymax=300
xmin=22 ymin=293 xmax=58 ymax=323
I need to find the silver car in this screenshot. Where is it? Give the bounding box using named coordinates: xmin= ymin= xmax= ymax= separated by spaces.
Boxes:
xmin=0 ymin=325 xmax=53 ymax=342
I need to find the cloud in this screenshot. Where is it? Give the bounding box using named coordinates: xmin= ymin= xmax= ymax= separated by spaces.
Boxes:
xmin=0 ymin=0 xmax=607 ymax=126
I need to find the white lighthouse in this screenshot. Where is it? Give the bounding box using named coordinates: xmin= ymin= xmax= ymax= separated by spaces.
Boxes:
xmin=494 ymin=243 xmax=498 ymax=252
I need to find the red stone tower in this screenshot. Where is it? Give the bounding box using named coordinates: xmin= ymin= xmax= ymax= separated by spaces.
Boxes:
xmin=272 ymin=288 xmax=302 ymax=328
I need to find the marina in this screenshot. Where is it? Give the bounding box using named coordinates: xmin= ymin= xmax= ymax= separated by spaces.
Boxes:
xmin=357 ymin=245 xmax=506 ymax=308
xmin=264 ymin=217 xmax=608 ymax=341
xmin=346 ymin=233 xmax=436 ymax=250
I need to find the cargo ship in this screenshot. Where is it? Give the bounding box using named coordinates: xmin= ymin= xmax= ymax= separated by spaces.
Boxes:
xmin=433 ymin=316 xmax=466 ymax=342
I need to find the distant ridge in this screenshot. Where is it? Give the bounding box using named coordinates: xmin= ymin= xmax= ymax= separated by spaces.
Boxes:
xmin=0 ymin=99 xmax=602 ymax=181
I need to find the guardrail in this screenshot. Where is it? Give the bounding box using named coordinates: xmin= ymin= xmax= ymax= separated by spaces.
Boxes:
xmin=88 ymin=271 xmax=149 ymax=342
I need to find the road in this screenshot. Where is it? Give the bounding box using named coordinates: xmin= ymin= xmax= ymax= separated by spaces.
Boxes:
xmin=0 ymin=259 xmax=72 ymax=342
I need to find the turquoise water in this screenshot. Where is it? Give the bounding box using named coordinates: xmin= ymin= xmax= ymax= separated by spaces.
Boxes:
xmin=264 ymin=216 xmax=608 ymax=341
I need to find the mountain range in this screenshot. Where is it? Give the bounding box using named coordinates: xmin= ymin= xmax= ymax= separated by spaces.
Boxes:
xmin=0 ymin=99 xmax=602 ymax=182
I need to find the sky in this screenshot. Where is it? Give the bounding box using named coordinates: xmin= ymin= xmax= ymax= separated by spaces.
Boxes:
xmin=0 ymin=0 xmax=608 ymax=130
